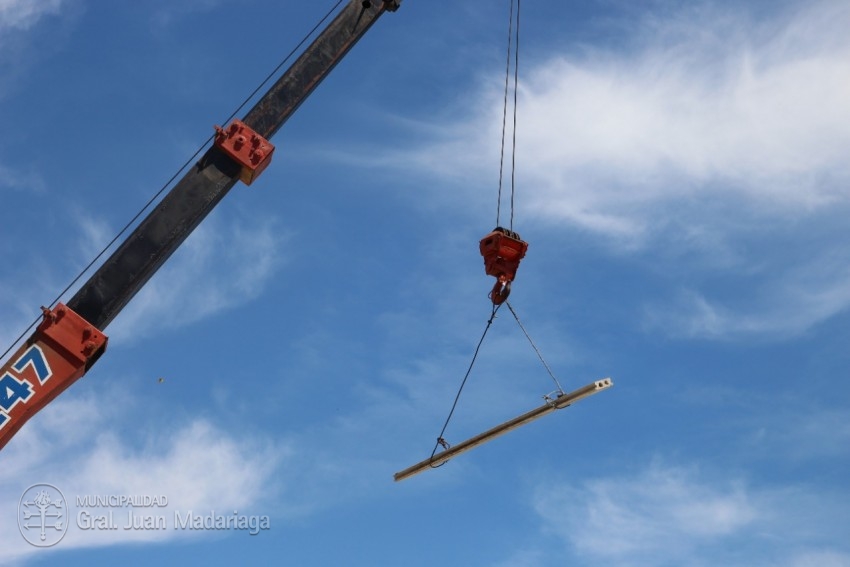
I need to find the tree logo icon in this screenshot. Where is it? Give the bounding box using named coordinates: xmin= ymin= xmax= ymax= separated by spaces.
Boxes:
xmin=19 ymin=483 xmax=68 ymax=547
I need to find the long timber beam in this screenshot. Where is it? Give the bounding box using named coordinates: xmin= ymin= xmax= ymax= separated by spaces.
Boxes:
xmin=394 ymin=378 xmax=613 ymax=482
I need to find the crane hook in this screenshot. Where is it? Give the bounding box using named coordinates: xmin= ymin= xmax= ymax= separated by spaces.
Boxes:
xmin=479 ymin=227 xmax=528 ymax=305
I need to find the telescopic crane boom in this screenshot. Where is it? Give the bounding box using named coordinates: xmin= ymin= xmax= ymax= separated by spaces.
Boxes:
xmin=0 ymin=0 xmax=401 ymax=451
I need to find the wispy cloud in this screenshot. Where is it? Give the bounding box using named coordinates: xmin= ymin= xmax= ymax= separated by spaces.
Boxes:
xmin=0 ymin=164 xmax=46 ymax=194
xmin=643 ymin=243 xmax=850 ymax=339
xmin=533 ymin=460 xmax=850 ymax=567
xmin=395 ymin=1 xmax=850 ymax=233
xmin=374 ymin=0 xmax=850 ymax=340
xmin=1 ymin=209 xmax=284 ymax=355
xmin=104 ymin=212 xmax=286 ymax=341
xmin=0 ymin=0 xmax=79 ymax=103
xmin=0 ymin=0 xmax=64 ymax=31
xmin=71 ymin=213 xmax=114 ymax=266
xmin=535 ymin=462 xmax=755 ymax=565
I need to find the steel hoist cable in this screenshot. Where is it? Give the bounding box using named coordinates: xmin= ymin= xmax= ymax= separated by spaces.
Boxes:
xmin=496 ymin=0 xmax=522 ymax=231
xmin=482 ymin=0 xmax=525 ymax=306
xmin=0 ymin=0 xmax=347 ymax=361
xmin=509 ymin=0 xmax=521 ymax=232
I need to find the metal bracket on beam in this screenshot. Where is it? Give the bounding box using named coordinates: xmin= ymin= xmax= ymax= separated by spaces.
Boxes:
xmin=0 ymin=304 xmax=108 ymax=451
xmin=214 ymin=119 xmax=275 ymax=185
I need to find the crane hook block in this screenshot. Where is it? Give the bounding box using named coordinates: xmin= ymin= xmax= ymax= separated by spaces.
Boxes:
xmin=213 ymin=119 xmax=275 ymax=186
xmin=479 ymin=227 xmax=528 ymax=305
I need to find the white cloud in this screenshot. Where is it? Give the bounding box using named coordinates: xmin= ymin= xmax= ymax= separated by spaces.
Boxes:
xmin=535 ymin=462 xmax=755 ymax=565
xmin=399 ymin=0 xmax=850 ymax=237
xmin=0 ymin=384 xmax=286 ymax=565
xmin=533 ymin=461 xmax=850 ymax=567
xmin=360 ymin=0 xmax=850 ymax=340
xmin=0 ymin=0 xmax=64 ymax=31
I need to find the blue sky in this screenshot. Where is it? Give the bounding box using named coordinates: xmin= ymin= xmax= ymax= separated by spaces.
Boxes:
xmin=1 ymin=0 xmax=849 ymax=565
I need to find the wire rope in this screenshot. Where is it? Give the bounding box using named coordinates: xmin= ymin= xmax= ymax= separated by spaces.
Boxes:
xmin=496 ymin=0 xmax=522 ymax=231
xmin=495 ymin=0 xmax=515 ymax=228
xmin=509 ymin=0 xmax=521 ymax=231
xmin=505 ymin=300 xmax=564 ymax=394
xmin=429 ymin=303 xmax=501 ymax=465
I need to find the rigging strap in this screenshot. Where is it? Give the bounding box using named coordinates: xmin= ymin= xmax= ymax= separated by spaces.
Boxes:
xmin=505 ymin=300 xmax=564 ymax=394
xmin=430 ymin=303 xmax=501 ymax=465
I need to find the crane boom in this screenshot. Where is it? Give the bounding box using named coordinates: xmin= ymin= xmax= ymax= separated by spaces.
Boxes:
xmin=69 ymin=0 xmax=398 ymax=330
xmin=0 ymin=0 xmax=401 ymax=452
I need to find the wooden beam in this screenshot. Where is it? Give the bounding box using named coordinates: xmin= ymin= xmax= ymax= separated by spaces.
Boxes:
xmin=393 ymin=378 xmax=613 ymax=482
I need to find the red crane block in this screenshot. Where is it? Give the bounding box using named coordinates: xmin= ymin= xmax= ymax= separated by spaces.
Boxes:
xmin=0 ymin=304 xmax=107 ymax=450
xmin=214 ymin=119 xmax=275 ymax=185
xmin=479 ymin=227 xmax=528 ymax=304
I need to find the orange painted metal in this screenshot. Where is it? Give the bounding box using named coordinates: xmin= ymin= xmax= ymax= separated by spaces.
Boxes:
xmin=0 ymin=304 xmax=107 ymax=450
xmin=214 ymin=119 xmax=275 ymax=185
xmin=479 ymin=227 xmax=528 ymax=304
